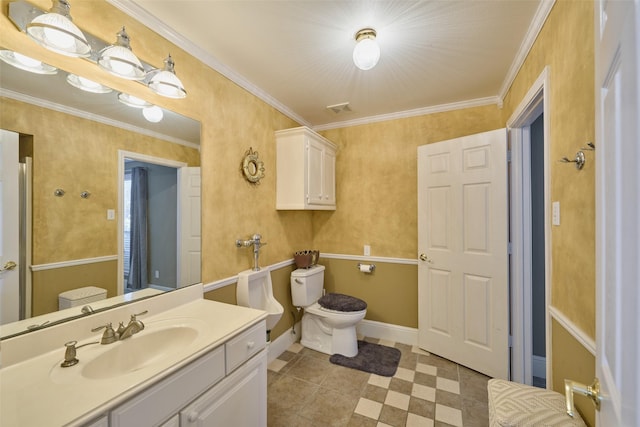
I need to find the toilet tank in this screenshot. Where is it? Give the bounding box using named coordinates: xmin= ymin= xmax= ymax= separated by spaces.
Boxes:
xmin=291 ymin=265 xmax=325 ymax=307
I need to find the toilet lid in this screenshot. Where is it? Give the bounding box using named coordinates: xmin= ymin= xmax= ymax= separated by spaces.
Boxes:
xmin=318 ymin=293 xmax=367 ymax=312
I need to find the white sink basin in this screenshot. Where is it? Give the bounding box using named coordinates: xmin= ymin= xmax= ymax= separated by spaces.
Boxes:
xmin=81 ymin=325 xmax=199 ymax=379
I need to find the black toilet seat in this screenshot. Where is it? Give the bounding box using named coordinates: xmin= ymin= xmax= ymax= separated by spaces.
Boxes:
xmin=318 ymin=293 xmax=367 ymax=312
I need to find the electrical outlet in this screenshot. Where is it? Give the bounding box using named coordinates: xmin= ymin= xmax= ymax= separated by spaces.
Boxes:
xmin=154 ymin=270 xmax=159 ymax=279
xmin=364 ymin=245 xmax=371 ymax=256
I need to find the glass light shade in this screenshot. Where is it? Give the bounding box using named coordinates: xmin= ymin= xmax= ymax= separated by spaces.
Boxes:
xmin=353 ymin=37 xmax=380 ymax=71
xmin=148 ymin=55 xmax=187 ymax=99
xmin=98 ymin=27 xmax=146 ymax=80
xmin=66 ymin=74 xmax=112 ymax=94
xmin=142 ymin=105 xmax=163 ymax=123
xmin=26 ymin=0 xmax=90 ymax=57
xmin=0 ymin=50 xmax=58 ymax=75
xmin=118 ymin=92 xmax=152 ymax=108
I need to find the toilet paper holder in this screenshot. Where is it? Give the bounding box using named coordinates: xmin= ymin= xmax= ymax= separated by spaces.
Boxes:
xmin=357 ymin=263 xmax=376 ymax=273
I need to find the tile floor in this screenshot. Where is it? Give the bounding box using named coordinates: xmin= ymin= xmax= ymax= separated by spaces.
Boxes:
xmin=267 ymin=337 xmax=491 ymax=427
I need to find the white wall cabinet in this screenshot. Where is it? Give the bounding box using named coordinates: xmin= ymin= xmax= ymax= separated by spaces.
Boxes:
xmin=276 ymin=126 xmax=337 ymax=210
xmin=107 ymin=320 xmax=266 ymax=427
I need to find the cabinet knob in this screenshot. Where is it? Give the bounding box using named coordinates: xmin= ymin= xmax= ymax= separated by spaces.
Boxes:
xmin=247 ymin=341 xmax=255 ymax=349
xmin=187 ymin=411 xmax=199 ymax=422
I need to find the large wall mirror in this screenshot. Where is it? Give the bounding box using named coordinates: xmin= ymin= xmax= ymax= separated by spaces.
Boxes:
xmin=0 ymin=47 xmax=201 ymax=338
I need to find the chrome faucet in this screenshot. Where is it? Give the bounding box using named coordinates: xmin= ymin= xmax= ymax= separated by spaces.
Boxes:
xmin=91 ymin=310 xmax=148 ymax=344
xmin=236 ymin=233 xmax=267 ymax=271
xmin=118 ymin=311 xmax=147 ymax=340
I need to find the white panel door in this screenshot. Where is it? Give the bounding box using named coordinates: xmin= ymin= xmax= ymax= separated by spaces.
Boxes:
xmin=178 ymin=166 xmax=201 ymax=286
xmin=418 ymin=128 xmax=509 ymax=379
xmin=0 ymin=129 xmax=20 ymax=325
xmin=595 ymin=0 xmax=640 ymax=425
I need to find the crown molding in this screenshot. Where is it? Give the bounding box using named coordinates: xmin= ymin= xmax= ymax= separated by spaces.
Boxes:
xmin=498 ymin=0 xmax=556 ymax=102
xmin=107 ymin=0 xmax=311 ymax=128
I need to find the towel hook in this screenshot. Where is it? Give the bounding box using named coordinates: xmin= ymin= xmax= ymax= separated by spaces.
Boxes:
xmin=559 ymin=151 xmax=585 ymax=170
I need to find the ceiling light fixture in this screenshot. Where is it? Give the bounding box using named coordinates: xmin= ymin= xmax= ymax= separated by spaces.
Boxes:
xmin=66 ymin=74 xmax=112 ymax=93
xmin=142 ymin=105 xmax=163 ymax=123
xmin=26 ymin=0 xmax=90 ymax=57
xmin=0 ymin=50 xmax=57 ymax=75
xmin=97 ymin=27 xmax=146 ymax=80
xmin=353 ymin=28 xmax=380 ymax=71
xmin=148 ymin=54 xmax=187 ymax=99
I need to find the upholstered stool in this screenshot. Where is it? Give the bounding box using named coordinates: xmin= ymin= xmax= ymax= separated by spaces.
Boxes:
xmin=487 ymin=379 xmax=586 ymax=426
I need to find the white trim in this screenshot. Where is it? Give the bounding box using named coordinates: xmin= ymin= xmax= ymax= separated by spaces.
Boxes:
xmin=320 ymin=253 xmax=417 ymax=265
xmin=267 ymin=324 xmax=299 ymax=364
xmin=30 ymin=255 xmax=118 ymax=271
xmin=498 ymin=0 xmax=556 ymax=102
xmin=549 ymin=305 xmax=596 ymax=356
xmin=356 ymin=319 xmax=418 ymax=347
xmin=106 ymin=0 xmax=311 ymax=129
xmin=313 ymin=97 xmax=500 ymax=131
xmin=506 ymin=66 xmax=551 ymax=386
xmin=0 ymin=89 xmax=198 ymax=150
xmin=202 ymin=259 xmax=296 ymax=293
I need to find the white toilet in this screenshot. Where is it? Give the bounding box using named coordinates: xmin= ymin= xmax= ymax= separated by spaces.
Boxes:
xmin=291 ymin=265 xmax=367 ymax=357
xmin=237 ymin=268 xmax=284 ymax=340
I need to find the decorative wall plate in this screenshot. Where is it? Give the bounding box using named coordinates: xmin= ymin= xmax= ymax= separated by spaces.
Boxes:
xmin=242 ymin=147 xmax=265 ymax=183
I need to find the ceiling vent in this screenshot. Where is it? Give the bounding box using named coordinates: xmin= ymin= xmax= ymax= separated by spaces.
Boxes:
xmin=326 ymin=102 xmax=352 ymax=114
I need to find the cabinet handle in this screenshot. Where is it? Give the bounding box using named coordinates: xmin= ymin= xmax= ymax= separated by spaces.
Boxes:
xmin=247 ymin=341 xmax=255 ymax=349
xmin=187 ymin=411 xmax=199 ymax=422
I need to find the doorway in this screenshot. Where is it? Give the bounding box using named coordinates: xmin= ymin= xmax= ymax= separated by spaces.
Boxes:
xmin=507 ymin=67 xmax=551 ymax=386
xmin=118 ymin=150 xmax=187 ymax=296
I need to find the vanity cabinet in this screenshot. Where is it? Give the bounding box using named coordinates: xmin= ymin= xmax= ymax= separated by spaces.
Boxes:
xmin=276 ymin=126 xmax=337 ymax=210
xmin=108 ymin=320 xmax=266 ymax=427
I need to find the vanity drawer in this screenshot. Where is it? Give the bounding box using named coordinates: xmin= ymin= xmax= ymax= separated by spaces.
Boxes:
xmin=110 ymin=345 xmax=225 ymax=427
xmin=225 ymin=321 xmax=266 ymax=374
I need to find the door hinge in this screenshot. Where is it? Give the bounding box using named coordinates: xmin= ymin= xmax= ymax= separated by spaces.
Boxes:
xmin=507 ymin=150 xmax=512 ymax=162
xmin=508 ymin=335 xmax=513 ymax=348
xmin=507 ymin=242 xmax=512 ymax=254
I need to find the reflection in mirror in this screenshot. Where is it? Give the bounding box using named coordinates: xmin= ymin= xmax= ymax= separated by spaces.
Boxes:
xmin=0 ymin=49 xmax=201 ymax=339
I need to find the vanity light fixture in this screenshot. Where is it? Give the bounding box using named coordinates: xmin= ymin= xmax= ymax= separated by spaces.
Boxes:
xmin=117 ymin=92 xmax=152 ymax=108
xmin=148 ymin=54 xmax=187 ymax=99
xmin=353 ymin=28 xmax=380 ymax=71
xmin=97 ymin=27 xmax=146 ymax=80
xmin=142 ymin=105 xmax=163 ymax=123
xmin=66 ymin=74 xmax=112 ymax=94
xmin=0 ymin=50 xmax=57 ymax=75
xmin=26 ymin=0 xmax=91 ymax=58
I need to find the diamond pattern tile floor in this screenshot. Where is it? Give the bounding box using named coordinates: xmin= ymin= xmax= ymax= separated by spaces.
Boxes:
xmin=267 ymin=337 xmax=490 ymax=427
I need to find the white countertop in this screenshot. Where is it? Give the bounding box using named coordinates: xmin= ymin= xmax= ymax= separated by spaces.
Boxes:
xmin=0 ymin=296 xmax=267 ymax=426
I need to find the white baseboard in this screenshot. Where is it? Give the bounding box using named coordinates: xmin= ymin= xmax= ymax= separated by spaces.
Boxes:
xmin=532 ymin=355 xmax=546 ymax=379
xmin=356 ymin=319 xmax=418 ymax=346
xmin=268 ymin=323 xmax=300 ymax=363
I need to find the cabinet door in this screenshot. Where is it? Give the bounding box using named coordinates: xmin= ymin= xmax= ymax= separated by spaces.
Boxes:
xmin=307 ymin=139 xmax=324 ymax=205
xmin=181 ymin=350 xmax=267 ymax=427
xmin=322 ymin=147 xmax=336 ymax=205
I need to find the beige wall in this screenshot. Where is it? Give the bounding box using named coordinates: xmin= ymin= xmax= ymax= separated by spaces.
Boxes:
xmin=500 ymin=1 xmax=596 ymax=421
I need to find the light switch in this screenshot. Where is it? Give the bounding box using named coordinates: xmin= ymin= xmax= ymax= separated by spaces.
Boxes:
xmin=552 ymin=201 xmax=560 ymax=226
xmin=364 ymin=245 xmax=371 ymax=256
xmin=107 ymin=209 xmax=115 ymax=220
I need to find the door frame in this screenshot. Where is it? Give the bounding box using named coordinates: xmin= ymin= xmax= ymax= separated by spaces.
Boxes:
xmin=506 ymin=67 xmax=552 ymax=385
xmin=117 ymin=150 xmax=187 ymax=295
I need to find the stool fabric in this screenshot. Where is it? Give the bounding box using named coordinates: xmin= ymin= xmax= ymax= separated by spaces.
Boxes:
xmin=487 ymin=379 xmax=586 ymax=426
xmin=318 ymin=293 xmax=367 ymax=312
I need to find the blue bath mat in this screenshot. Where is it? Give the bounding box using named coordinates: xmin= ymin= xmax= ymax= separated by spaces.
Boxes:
xmin=329 ymin=340 xmax=401 ymax=377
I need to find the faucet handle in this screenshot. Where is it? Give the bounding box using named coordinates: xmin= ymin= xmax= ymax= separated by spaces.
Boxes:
xmin=91 ymin=322 xmax=118 ymax=344
xmin=131 ymin=310 xmax=148 ymax=321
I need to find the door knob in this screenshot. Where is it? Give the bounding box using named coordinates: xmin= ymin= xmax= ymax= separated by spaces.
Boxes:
xmin=419 ymin=254 xmax=433 ymax=263
xmin=0 ymin=261 xmax=17 ymax=272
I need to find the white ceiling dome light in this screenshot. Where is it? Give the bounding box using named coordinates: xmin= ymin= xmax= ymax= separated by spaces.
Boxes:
xmin=353 ymin=28 xmax=380 ymax=71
